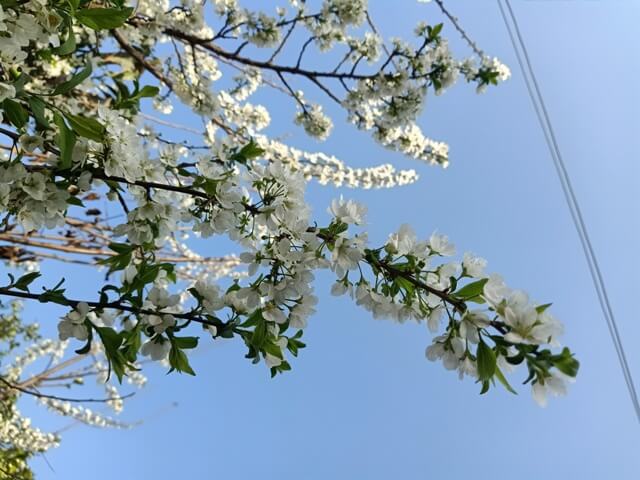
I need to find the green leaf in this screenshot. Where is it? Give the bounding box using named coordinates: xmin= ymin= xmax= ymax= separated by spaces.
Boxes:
xmin=455 ymin=278 xmax=489 ymax=300
xmin=535 ymin=303 xmax=553 ymax=314
xmin=11 ymin=72 xmax=30 ymax=95
xmin=75 ymin=327 xmax=94 ymax=355
xmin=76 ymin=7 xmax=134 ymax=31
xmin=121 ymin=325 xmax=141 ymax=362
xmin=250 ymin=315 xmax=267 ymax=348
xmin=66 ymin=195 xmax=85 ymax=207
xmin=53 ymin=112 xmax=76 ymax=169
xmin=108 ymin=242 xmax=135 ymax=254
xmin=3 ymin=99 xmax=29 ymax=129
xmin=95 ymin=326 xmax=127 ymax=382
xmin=133 ymin=264 xmax=161 ymax=288
xmin=262 ymin=340 xmax=283 ymax=360
xmin=476 ymin=340 xmax=497 ymax=382
xmin=270 ymin=360 xmax=291 ymax=378
xmin=395 ymin=277 xmax=415 ymax=296
xmin=286 ymin=335 xmax=306 ymax=357
xmin=13 ymin=272 xmax=41 ymax=292
xmin=52 ymin=63 xmax=92 ymax=96
xmin=38 ymin=290 xmax=69 ymax=306
xmin=172 ymin=336 xmax=198 ymax=350
xmin=168 ymin=346 xmax=196 ymax=375
xmin=28 ymin=96 xmax=49 ymax=129
xmin=95 ymin=326 xmax=124 ymax=353
xmin=65 ymin=113 xmax=105 ymax=142
xmin=232 ymin=140 xmax=265 ymax=163
xmin=54 ymin=24 xmax=76 ymax=56
xmin=494 ymin=366 xmax=518 ymax=394
xmin=134 ymin=85 xmax=159 ymax=99
xmin=428 ymin=23 xmax=443 ymax=40
xmin=553 ymin=348 xmax=580 ymax=377
xmin=506 ymin=351 xmax=525 ymax=365
xmin=67 ymin=0 xmax=80 ymax=12
xmin=479 ymin=380 xmax=490 ymax=395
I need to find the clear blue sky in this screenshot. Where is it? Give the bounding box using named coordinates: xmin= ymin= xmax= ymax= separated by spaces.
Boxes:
xmin=19 ymin=1 xmax=640 ymax=478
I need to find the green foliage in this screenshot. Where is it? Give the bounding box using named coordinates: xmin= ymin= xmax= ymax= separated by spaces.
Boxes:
xmin=0 ymin=304 xmax=40 ymax=479
xmin=476 ymin=339 xmax=496 ymax=382
xmin=52 ymin=63 xmax=92 ymax=96
xmin=2 ymin=99 xmax=29 ymax=129
xmin=95 ymin=326 xmax=130 ymax=382
xmin=53 ymin=112 xmax=76 ymax=170
xmin=110 ymin=80 xmax=159 ymax=112
xmin=454 ymin=278 xmax=489 ymax=301
xmin=27 ymin=96 xmax=49 ymax=130
xmin=5 ymin=272 xmax=41 ymax=292
xmin=168 ymin=336 xmax=197 ymax=375
xmin=65 ymin=114 xmax=106 ymax=142
xmin=75 ymin=7 xmax=134 ymax=31
xmin=0 ymin=448 xmax=34 ymax=480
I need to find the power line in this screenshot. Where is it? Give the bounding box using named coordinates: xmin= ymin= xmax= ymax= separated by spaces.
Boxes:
xmin=497 ymin=0 xmax=640 ymax=421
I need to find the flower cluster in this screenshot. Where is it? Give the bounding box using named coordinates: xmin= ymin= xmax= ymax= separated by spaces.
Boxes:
xmin=0 ymin=4 xmax=578 ymax=463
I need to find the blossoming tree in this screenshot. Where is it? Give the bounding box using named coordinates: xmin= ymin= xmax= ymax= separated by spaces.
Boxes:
xmin=0 ymin=0 xmax=579 ymax=471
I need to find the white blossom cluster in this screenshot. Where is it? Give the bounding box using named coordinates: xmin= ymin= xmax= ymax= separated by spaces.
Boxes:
xmin=0 ymin=162 xmax=69 ymax=232
xmin=0 ymin=310 xmax=146 ymax=463
xmin=38 ymin=397 xmax=132 ymax=429
xmin=0 ymin=404 xmax=60 ymax=453
xmin=0 ymin=5 xmax=578 ymax=468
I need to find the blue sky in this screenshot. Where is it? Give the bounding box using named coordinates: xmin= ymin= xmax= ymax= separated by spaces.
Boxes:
xmin=17 ymin=1 xmax=640 ymax=478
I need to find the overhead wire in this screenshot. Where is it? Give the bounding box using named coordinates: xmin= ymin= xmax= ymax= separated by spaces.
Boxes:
xmin=496 ymin=0 xmax=640 ymax=421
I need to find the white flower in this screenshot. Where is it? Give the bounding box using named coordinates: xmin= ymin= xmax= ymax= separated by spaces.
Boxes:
xmin=194 ymin=280 xmax=224 ymax=312
xmin=263 ymin=305 xmax=287 ymax=324
xmin=147 ymin=287 xmax=180 ymax=309
xmin=141 ymin=338 xmax=171 ymax=361
xmin=426 ymin=305 xmax=444 ymax=333
xmin=58 ymin=303 xmax=92 ymax=341
xmin=328 ymin=196 xmax=367 ymax=225
xmin=532 ymin=373 xmax=569 ymax=407
xmin=462 ymin=252 xmax=487 ymax=278
xmin=295 ymin=104 xmax=333 ymax=140
xmin=263 ymin=337 xmax=288 ymax=368
xmin=0 ymin=82 xmax=15 ymax=102
xmin=19 ymin=134 xmax=44 ymax=152
xmin=21 ymin=173 xmax=47 ymax=201
xmin=331 ymin=235 xmax=364 ymax=277
xmin=330 ymin=281 xmax=349 ymax=296
xmin=429 ymin=232 xmax=455 ymax=256
xmin=289 ymin=295 xmax=318 ymax=329
xmin=386 ymin=224 xmax=428 ymax=258
xmin=206 ymin=325 xmax=218 ymax=337
xmin=482 ymin=274 xmax=511 ymax=308
xmin=458 ymin=357 xmax=477 ymax=380
xmin=144 ymin=313 xmax=176 ymax=334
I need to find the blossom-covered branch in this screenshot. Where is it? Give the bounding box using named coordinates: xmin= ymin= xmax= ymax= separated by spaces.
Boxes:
xmin=0 ymin=4 xmax=578 ymax=468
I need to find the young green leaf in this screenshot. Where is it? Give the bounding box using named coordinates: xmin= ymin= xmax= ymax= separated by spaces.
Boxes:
xmin=172 ymin=336 xmax=199 ymax=350
xmin=28 ymin=96 xmax=49 ymax=129
xmin=75 ymin=7 xmax=134 ymax=30
xmin=52 ymin=63 xmax=92 ymax=96
xmin=476 ymin=340 xmax=497 ymax=382
xmin=12 ymin=272 xmax=41 ymax=292
xmin=3 ymin=99 xmax=29 ymax=129
xmin=65 ymin=113 xmax=105 ymax=142
xmin=53 ymin=112 xmax=76 ymax=170
xmin=54 ymin=24 xmax=76 ymax=56
xmin=494 ymin=366 xmax=518 ymax=394
xmin=134 ymin=85 xmax=159 ymax=99
xmin=553 ymin=348 xmax=580 ymax=377
xmin=455 ymin=278 xmax=489 ymax=300
xmin=95 ymin=326 xmax=127 ymax=382
xmin=168 ymin=346 xmax=196 ymax=375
